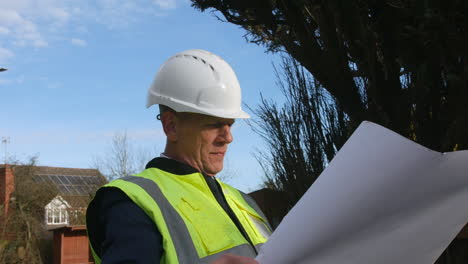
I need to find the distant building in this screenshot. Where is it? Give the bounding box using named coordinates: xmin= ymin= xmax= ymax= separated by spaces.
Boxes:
xmin=31 ymin=167 xmax=105 ymax=227
xmin=0 ymin=164 xmax=106 ymax=264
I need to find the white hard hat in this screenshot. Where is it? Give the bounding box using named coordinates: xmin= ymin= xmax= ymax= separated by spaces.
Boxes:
xmin=146 ymin=49 xmax=250 ymax=119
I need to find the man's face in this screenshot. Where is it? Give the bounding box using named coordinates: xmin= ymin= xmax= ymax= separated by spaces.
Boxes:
xmin=173 ymin=113 xmax=235 ymax=176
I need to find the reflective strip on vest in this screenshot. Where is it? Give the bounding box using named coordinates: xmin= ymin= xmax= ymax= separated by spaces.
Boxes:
xmin=120 ymin=176 xmax=257 ymax=263
xmin=240 ymin=192 xmax=273 ymax=239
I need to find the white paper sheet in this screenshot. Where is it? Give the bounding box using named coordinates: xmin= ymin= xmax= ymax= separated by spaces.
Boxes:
xmin=256 ymin=121 xmax=468 ymax=264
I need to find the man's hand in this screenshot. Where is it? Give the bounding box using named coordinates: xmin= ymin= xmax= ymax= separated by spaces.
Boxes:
xmin=210 ymin=254 xmax=259 ymax=264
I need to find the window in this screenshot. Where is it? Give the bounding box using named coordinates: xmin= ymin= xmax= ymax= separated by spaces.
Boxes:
xmin=45 ymin=207 xmax=69 ymax=225
xmin=46 ymin=209 xmax=53 ymax=224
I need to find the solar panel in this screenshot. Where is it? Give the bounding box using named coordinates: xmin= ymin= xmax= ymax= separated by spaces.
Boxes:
xmin=56 ymin=176 xmax=66 ymax=185
xmin=48 ymin=175 xmax=62 ymax=185
xmin=90 ymin=177 xmax=103 ymax=184
xmin=81 ymin=176 xmax=93 ymax=185
xmin=70 ymin=176 xmax=81 ymax=184
xmin=40 ymin=175 xmax=52 ymax=184
xmin=32 ymin=172 xmax=103 ymax=196
xmin=64 ymin=176 xmax=74 ymax=184
xmin=64 ymin=184 xmax=74 ymax=194
xmin=78 ymin=176 xmax=88 ymax=185
xmin=76 ymin=176 xmax=85 ymax=184
xmin=57 ymin=175 xmax=70 ymax=184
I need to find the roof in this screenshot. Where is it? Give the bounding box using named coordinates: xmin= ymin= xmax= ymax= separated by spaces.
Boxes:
xmin=33 ymin=166 xmax=104 ymax=177
xmin=49 ymin=225 xmax=87 ymax=232
xmin=60 ymin=195 xmax=91 ymax=208
xmin=31 ymin=165 xmax=107 ymax=196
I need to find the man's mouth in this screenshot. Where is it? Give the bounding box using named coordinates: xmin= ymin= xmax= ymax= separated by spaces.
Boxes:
xmin=210 ymin=152 xmax=225 ymax=157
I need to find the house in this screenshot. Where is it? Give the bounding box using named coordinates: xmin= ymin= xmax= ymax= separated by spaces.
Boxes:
xmin=31 ymin=166 xmax=106 ymax=227
xmin=0 ymin=164 xmax=106 ymax=264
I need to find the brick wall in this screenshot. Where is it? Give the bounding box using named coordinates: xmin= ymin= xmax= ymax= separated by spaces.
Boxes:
xmin=0 ymin=165 xmax=14 ymax=216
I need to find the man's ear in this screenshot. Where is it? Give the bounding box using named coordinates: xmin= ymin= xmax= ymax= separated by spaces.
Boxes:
xmin=161 ymin=111 xmax=178 ymax=142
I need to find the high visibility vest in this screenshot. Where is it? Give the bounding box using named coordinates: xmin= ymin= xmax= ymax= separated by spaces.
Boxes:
xmin=89 ymin=167 xmax=271 ymax=264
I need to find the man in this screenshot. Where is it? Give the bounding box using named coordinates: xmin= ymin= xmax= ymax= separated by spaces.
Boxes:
xmin=86 ymin=49 xmax=271 ymax=263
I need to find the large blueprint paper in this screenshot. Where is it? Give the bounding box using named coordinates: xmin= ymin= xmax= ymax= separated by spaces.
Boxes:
xmin=256 ymin=121 xmax=468 ymax=264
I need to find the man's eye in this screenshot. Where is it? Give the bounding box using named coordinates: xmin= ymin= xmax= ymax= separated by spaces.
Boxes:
xmin=205 ymin=123 xmax=220 ymax=128
xmin=207 ymin=123 xmax=233 ymax=128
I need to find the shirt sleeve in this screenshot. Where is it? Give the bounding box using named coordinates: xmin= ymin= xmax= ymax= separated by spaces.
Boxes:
xmin=90 ymin=187 xmax=163 ymax=264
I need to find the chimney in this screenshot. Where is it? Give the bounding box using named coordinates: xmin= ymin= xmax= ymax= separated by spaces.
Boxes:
xmin=0 ymin=164 xmax=14 ymax=216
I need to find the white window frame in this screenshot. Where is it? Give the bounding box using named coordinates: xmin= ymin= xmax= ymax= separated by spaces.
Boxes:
xmin=45 ymin=196 xmax=70 ymax=225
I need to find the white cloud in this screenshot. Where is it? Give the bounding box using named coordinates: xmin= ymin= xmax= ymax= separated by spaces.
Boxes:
xmin=0 ymin=26 xmax=10 ymax=35
xmin=92 ymin=0 xmax=154 ymax=28
xmin=47 ymin=7 xmax=70 ymax=23
xmin=71 ymin=38 xmax=87 ymax=46
xmin=153 ymin=0 xmax=177 ymax=9
xmin=0 ymin=47 xmax=14 ymax=64
xmin=0 ymin=0 xmax=180 ymax=50
xmin=0 ymin=0 xmax=35 ymax=10
xmin=0 ymin=9 xmax=48 ymax=48
xmin=0 ymin=8 xmax=22 ymax=24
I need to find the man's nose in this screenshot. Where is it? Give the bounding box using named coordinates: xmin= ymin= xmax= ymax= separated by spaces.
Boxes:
xmin=219 ymin=125 xmax=233 ymax=144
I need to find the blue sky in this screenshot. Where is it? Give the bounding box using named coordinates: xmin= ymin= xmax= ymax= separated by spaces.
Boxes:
xmin=0 ymin=0 xmax=284 ymax=192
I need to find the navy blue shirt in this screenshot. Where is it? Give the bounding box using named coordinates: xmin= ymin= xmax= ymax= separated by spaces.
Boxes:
xmin=87 ymin=187 xmax=163 ymax=263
